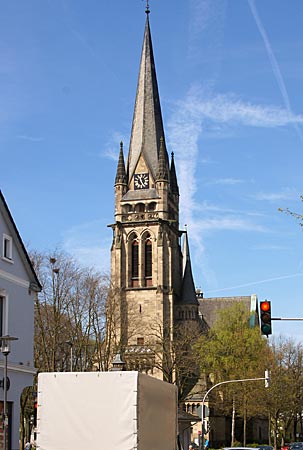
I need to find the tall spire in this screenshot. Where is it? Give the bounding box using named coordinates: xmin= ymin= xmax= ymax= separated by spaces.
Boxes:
xmin=127 ymin=10 xmax=168 ymax=181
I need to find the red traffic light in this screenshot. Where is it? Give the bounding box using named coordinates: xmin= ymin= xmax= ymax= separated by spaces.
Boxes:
xmin=260 ymin=300 xmax=272 ymax=336
xmin=260 ymin=301 xmax=270 ymax=312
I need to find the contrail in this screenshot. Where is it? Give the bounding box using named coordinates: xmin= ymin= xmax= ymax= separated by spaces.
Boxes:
xmin=248 ymin=0 xmax=303 ymax=142
xmin=206 ymin=272 xmax=303 ymax=294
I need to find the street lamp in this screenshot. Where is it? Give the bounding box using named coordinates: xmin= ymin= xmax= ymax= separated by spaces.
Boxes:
xmin=110 ymin=352 xmax=126 ymax=371
xmin=65 ymin=341 xmax=73 ymax=372
xmin=0 ymin=335 xmax=18 ymax=450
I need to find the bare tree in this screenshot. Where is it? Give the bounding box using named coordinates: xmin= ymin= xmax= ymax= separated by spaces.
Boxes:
xmin=30 ymin=249 xmax=109 ymax=373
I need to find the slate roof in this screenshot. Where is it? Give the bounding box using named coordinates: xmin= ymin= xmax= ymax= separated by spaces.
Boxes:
xmin=121 ymin=188 xmax=160 ymax=201
xmin=198 ymin=295 xmax=258 ymax=328
xmin=127 ymin=13 xmax=169 ymax=182
xmin=0 ymin=190 xmax=41 ymax=292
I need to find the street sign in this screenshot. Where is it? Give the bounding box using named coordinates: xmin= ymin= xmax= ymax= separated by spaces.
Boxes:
xmin=197 ymin=405 xmax=209 ymax=418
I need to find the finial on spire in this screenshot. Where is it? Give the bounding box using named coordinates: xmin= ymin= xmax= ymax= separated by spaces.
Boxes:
xmin=145 ymin=0 xmax=150 ymax=15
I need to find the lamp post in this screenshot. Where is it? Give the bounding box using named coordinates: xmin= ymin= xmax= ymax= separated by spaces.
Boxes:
xmin=50 ymin=257 xmax=59 ymax=371
xmin=0 ymin=335 xmax=18 ymax=450
xmin=65 ymin=341 xmax=73 ymax=372
xmin=199 ymin=371 xmax=270 ymax=449
xmin=110 ymin=352 xmax=126 ymax=371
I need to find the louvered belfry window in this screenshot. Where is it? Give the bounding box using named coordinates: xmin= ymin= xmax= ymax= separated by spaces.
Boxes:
xmin=132 ymin=240 xmax=139 ymax=286
xmin=145 ymin=237 xmax=152 ymax=285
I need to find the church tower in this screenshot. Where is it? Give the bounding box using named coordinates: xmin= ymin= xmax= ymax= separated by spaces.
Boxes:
xmin=108 ymin=6 xmax=200 ymax=381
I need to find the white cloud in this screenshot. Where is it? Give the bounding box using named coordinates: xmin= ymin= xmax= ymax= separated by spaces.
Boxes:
xmin=62 ymin=220 xmax=111 ymax=273
xmin=102 ymin=131 xmax=130 ymax=161
xmin=166 ymin=83 xmax=300 ymax=287
xmin=252 ymin=244 xmax=288 ymax=251
xmin=167 ymin=84 xmax=302 ymax=233
xmin=190 ymin=216 xmax=266 ymax=233
xmin=248 ymin=0 xmax=303 ymax=141
xmin=206 ymin=272 xmax=303 ymax=294
xmin=188 ymin=0 xmax=227 ymax=66
xmin=176 ymin=86 xmax=303 ymax=128
xmin=17 ymin=135 xmax=44 ymax=142
xmin=253 ymin=189 xmax=298 ymax=202
xmin=206 ymin=178 xmax=245 ymax=186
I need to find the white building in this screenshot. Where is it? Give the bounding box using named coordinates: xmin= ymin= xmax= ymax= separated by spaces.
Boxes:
xmin=0 ymin=191 xmax=41 ymax=450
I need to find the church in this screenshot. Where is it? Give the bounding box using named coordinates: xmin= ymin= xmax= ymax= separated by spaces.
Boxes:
xmin=108 ymin=4 xmax=204 ymax=380
xmin=107 ymin=5 xmax=262 ymax=448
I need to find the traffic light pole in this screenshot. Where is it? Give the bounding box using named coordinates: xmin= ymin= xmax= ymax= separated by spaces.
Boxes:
xmin=199 ymin=371 xmax=270 ymax=450
xmin=271 ymin=317 xmax=303 ymax=320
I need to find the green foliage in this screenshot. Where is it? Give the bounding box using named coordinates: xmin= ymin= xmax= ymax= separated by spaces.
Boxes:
xmin=195 ymin=302 xmax=270 ymax=444
xmin=196 ymin=302 xmax=268 ymax=383
xmin=196 ymin=305 xmax=303 ymax=447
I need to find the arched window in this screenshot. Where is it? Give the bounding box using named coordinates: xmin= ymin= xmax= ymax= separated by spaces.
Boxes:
xmin=147 ymin=202 xmax=157 ymax=211
xmin=131 ymin=239 xmax=139 ymax=287
xmin=123 ymin=203 xmax=132 ymax=213
xmin=145 ymin=234 xmax=152 ymax=286
xmin=134 ymin=203 xmax=145 ymax=213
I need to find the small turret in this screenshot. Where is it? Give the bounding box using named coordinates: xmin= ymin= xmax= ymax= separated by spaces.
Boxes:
xmin=115 ymin=141 xmax=127 ymax=186
xmin=156 ymin=137 xmax=169 ymax=181
xmin=180 ymin=231 xmax=199 ymax=306
xmin=169 ymin=152 xmax=179 ymax=196
xmin=114 ymin=142 xmax=128 ymax=218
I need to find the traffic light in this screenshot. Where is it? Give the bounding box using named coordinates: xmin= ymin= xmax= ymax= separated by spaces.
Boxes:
xmin=33 ymin=400 xmax=37 ymax=427
xmin=260 ymin=300 xmax=272 ymax=337
xmin=265 ymin=369 xmax=270 ymax=388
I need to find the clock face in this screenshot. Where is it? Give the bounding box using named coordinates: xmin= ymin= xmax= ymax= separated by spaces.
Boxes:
xmin=134 ymin=173 xmax=149 ymax=190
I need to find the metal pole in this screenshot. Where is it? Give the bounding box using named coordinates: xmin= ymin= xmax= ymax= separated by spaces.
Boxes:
xmin=65 ymin=341 xmax=73 ymax=372
xmin=200 ymin=374 xmax=270 ymax=450
xmin=0 ymin=335 xmax=18 ymax=450
xmin=3 ymin=353 xmax=7 ymax=450
xmin=271 ymin=317 xmax=303 ymax=320
xmin=70 ymin=345 xmax=73 ymax=372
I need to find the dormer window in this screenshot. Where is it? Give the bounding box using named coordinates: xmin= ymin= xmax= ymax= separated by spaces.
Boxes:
xmin=2 ymin=234 xmax=13 ymax=261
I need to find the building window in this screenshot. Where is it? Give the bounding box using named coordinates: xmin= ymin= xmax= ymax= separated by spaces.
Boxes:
xmin=0 ymin=297 xmax=3 ymax=338
xmin=131 ymin=240 xmax=139 ymax=287
xmin=0 ymin=295 xmax=7 ymax=337
xmin=137 ymin=337 xmax=144 ymax=346
xmin=147 ymin=202 xmax=157 ymax=211
xmin=145 ymin=236 xmax=152 ymax=286
xmin=123 ymin=204 xmax=133 ymax=213
xmin=134 ymin=203 xmax=145 ymax=213
xmin=2 ymin=234 xmax=12 ymax=260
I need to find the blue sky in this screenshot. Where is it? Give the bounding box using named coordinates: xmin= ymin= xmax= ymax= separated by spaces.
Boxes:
xmin=1 ymin=1 xmax=303 ymax=341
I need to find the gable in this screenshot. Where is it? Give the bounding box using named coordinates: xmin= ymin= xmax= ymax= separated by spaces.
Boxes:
xmin=0 ymin=191 xmax=41 ymax=291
